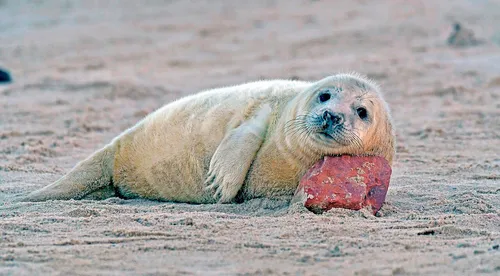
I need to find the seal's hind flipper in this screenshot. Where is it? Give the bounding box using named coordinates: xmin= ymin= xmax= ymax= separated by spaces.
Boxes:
xmin=23 ymin=144 xmax=116 ymax=201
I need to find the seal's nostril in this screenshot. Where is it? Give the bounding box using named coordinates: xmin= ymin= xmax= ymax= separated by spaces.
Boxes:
xmin=331 ymin=114 xmax=344 ymax=125
xmin=322 ymin=110 xmax=332 ymax=121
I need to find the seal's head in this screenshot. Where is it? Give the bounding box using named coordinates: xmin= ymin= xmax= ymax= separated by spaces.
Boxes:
xmin=286 ymin=73 xmax=395 ymax=165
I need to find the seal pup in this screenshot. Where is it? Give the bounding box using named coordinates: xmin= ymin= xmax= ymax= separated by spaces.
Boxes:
xmin=24 ymin=73 xmax=395 ymax=203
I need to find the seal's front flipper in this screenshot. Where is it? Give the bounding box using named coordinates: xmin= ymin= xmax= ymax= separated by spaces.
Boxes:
xmin=23 ymin=145 xmax=115 ymax=201
xmin=205 ymin=104 xmax=272 ymax=203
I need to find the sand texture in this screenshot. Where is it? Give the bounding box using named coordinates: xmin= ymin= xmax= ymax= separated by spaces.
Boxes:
xmin=1 ymin=0 xmax=499 ymax=275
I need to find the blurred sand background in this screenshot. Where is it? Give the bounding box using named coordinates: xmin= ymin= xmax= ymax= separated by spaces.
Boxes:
xmin=0 ymin=0 xmax=499 ymax=275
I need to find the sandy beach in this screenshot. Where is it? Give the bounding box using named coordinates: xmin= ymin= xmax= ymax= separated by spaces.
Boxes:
xmin=1 ymin=0 xmax=499 ymax=275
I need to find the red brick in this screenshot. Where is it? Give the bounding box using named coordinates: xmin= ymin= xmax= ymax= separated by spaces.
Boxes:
xmin=293 ymin=155 xmax=392 ymax=215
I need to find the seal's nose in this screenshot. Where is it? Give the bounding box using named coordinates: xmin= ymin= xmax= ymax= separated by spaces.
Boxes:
xmin=322 ymin=111 xmax=344 ymax=128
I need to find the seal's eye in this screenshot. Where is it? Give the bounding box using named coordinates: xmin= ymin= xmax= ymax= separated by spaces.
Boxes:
xmin=318 ymin=92 xmax=331 ymax=102
xmin=357 ymin=107 xmax=368 ymax=120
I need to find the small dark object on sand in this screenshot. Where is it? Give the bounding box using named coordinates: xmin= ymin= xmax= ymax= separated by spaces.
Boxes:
xmin=447 ymin=23 xmax=480 ymax=47
xmin=0 ymin=68 xmax=12 ymax=83
xmin=417 ymin=230 xmax=436 ymax=236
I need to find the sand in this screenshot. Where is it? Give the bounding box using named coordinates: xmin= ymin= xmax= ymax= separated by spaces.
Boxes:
xmin=0 ymin=0 xmax=499 ymax=275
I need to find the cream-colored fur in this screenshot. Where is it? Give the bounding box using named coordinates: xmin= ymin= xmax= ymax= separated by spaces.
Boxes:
xmin=24 ymin=73 xmax=395 ymax=203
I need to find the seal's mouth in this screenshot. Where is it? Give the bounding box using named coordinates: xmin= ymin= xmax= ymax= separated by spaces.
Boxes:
xmin=318 ymin=123 xmax=345 ymax=141
xmin=317 ymin=131 xmax=349 ymax=146
xmin=320 ymin=131 xmax=334 ymax=139
xmin=316 ymin=125 xmax=362 ymax=149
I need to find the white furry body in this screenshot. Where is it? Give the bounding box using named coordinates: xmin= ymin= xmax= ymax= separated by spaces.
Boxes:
xmin=113 ymin=80 xmax=310 ymax=203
